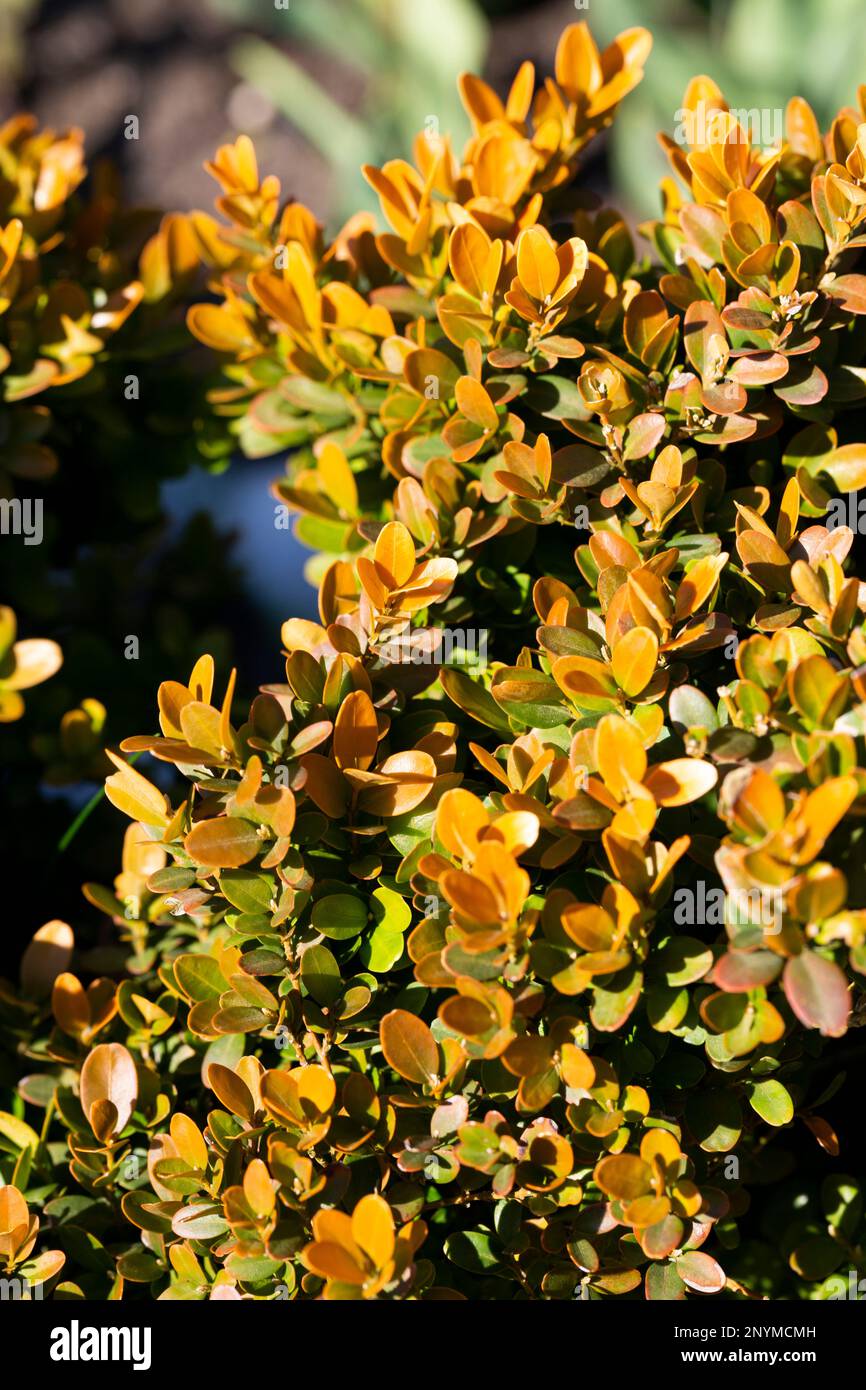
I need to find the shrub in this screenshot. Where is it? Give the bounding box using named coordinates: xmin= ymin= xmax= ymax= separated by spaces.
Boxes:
xmin=4 ymin=21 xmax=866 ymax=1302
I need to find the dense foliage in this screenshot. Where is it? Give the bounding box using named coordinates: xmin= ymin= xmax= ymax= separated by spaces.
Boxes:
xmin=4 ymin=22 xmax=866 ymax=1302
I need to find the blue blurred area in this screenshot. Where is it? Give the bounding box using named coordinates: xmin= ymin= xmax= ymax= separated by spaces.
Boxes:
xmin=41 ymin=455 xmax=318 ymax=818
xmin=163 ymin=455 xmax=319 ymax=640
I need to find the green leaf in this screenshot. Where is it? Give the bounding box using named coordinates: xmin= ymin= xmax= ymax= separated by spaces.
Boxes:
xmin=790 ymin=1236 xmax=844 ymax=1281
xmin=491 ymin=668 xmax=567 ymax=728
xmin=370 ymin=885 xmax=411 ymax=933
xmin=219 ymin=870 xmax=275 ymax=914
xmin=590 ymin=967 xmax=642 ymax=1032
xmin=821 ymin=1175 xmax=862 ymax=1240
xmin=748 ymin=1079 xmax=794 ymax=1127
xmin=358 ymin=929 xmax=405 ymax=974
xmin=444 ymin=1230 xmax=507 ymax=1275
xmin=440 ymin=668 xmax=512 ymax=732
xmin=669 ymin=685 xmax=719 ymax=733
xmin=279 ymin=377 xmax=351 ymax=416
xmin=175 ymin=955 xmax=225 ymax=1003
xmin=645 ymin=1260 xmax=686 ymax=1301
xmin=0 ymin=1110 xmax=41 ymax=1153
xmin=646 ymin=985 xmax=690 ymax=1032
xmin=686 ymin=1092 xmax=742 ymax=1152
xmin=525 ymin=374 xmax=590 ymax=421
xmin=656 ymin=936 xmax=715 ymax=987
xmin=171 ymin=1204 xmax=230 ymax=1242
xmin=301 ymin=944 xmax=343 ymax=1006
xmin=311 ymin=892 xmax=368 ymax=940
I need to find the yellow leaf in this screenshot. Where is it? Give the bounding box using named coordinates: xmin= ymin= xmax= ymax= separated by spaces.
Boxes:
xmin=640 ymin=1130 xmax=681 ymax=1168
xmin=555 ymin=22 xmax=602 ymax=100
xmin=186 ymin=303 xmax=255 ymax=353
xmin=170 ymin=1113 xmax=208 ymax=1172
xmin=516 ymin=225 xmax=560 ymax=303
xmin=674 ymin=554 xmax=727 ymax=621
xmin=80 ymin=1043 xmax=138 ymax=1139
xmin=644 ymin=758 xmax=717 ymax=807
xmin=560 ymin=1044 xmax=596 ymax=1090
xmin=776 ymin=476 xmax=800 ymax=550
xmin=359 ymin=750 xmax=436 ymax=817
xmin=562 ymin=903 xmax=614 ymax=951
xmin=436 ymin=788 xmax=489 ymax=861
xmin=179 ymin=701 xmax=224 ymax=756
xmin=207 ymin=1063 xmax=256 ymax=1123
xmin=303 ymin=1240 xmax=365 ymax=1285
xmin=52 ymin=973 xmax=89 ymax=1037
xmin=457 ymin=71 xmax=505 ymax=128
xmin=243 ymin=1158 xmax=276 ymax=1219
xmin=188 ymin=654 xmax=215 ymax=704
xmin=158 ymin=681 xmax=193 ymax=738
xmin=4 ymin=638 xmax=62 ymax=690
xmin=333 ymin=689 xmax=379 ymax=771
xmin=730 ymin=769 xmax=786 ymax=838
xmin=449 ymin=221 xmax=492 ymax=300
xmin=220 ymin=667 xmax=237 ymax=753
xmin=454 ymin=376 xmax=498 ymax=431
xmin=318 ymin=442 xmax=358 ymax=516
xmin=737 ymin=531 xmax=793 ymax=593
xmin=105 ymin=751 xmax=169 ymax=828
xmin=294 ymin=1064 xmax=337 ymax=1118
xmin=351 ymin=1193 xmax=394 ymax=1271
xmin=594 ymin=1153 xmax=651 ymax=1201
xmin=795 ymin=777 xmax=858 ymax=863
xmin=595 ymin=715 xmax=647 ymax=801
xmin=611 ymin=626 xmax=659 ymax=697
xmin=0 ymin=1185 xmax=28 ymax=1236
xmin=373 ymin=521 xmax=416 ymax=588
